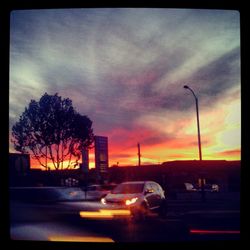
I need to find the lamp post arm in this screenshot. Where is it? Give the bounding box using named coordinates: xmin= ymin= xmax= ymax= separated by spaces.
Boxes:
xmin=188 ymin=87 xmax=198 ymax=101
xmin=184 ymin=85 xmax=202 ymax=161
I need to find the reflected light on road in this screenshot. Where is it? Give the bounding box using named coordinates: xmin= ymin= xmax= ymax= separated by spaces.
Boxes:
xmin=79 ymin=209 xmax=131 ymax=219
xmin=190 ymin=229 xmax=240 ymax=234
xmin=49 ymin=235 xmax=114 ymax=242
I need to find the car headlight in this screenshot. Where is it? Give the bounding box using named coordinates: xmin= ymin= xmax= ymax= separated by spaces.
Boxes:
xmin=101 ymin=198 xmax=106 ymax=205
xmin=125 ymin=197 xmax=138 ymax=206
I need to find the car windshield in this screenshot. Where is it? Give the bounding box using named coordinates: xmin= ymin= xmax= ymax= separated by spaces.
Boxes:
xmin=111 ymin=183 xmax=144 ymax=194
xmin=10 ymin=187 xmax=85 ymax=202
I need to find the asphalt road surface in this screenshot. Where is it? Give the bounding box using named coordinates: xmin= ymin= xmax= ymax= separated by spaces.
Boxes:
xmin=10 ymin=197 xmax=240 ymax=242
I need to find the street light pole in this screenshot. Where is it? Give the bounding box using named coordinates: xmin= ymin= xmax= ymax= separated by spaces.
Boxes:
xmin=184 ymin=85 xmax=205 ymax=202
xmin=183 ymin=85 xmax=202 ymax=161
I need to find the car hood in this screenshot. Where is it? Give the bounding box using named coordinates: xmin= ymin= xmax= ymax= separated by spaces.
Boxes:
xmin=105 ymin=193 xmax=141 ymax=201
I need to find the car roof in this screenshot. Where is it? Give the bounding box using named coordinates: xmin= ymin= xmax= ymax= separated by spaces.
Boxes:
xmin=119 ymin=181 xmax=156 ymax=185
xmin=10 ymin=186 xmax=67 ymax=189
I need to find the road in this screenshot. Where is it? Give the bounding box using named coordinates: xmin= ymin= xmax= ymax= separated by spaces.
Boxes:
xmin=10 ymin=196 xmax=240 ymax=242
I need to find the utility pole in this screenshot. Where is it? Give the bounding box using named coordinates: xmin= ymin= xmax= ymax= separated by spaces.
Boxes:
xmin=137 ymin=143 xmax=141 ymax=167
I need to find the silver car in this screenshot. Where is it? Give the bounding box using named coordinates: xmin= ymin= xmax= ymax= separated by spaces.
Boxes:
xmin=101 ymin=181 xmax=167 ymax=220
xmin=10 ymin=186 xmax=87 ymax=222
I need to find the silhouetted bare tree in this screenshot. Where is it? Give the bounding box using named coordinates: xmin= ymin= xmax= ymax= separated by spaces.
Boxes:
xmin=12 ymin=93 xmax=94 ymax=170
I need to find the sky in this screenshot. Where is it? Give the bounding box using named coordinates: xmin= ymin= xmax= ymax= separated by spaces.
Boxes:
xmin=9 ymin=8 xmax=241 ymax=169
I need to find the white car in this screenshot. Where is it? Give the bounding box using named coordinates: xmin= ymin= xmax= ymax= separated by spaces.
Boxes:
xmin=101 ymin=181 xmax=167 ymax=220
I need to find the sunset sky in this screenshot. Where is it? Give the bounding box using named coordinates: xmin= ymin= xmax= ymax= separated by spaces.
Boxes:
xmin=9 ymin=8 xmax=241 ymax=169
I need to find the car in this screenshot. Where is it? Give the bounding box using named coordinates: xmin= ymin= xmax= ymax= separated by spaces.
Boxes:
xmin=10 ymin=186 xmax=88 ymax=222
xmin=101 ymin=181 xmax=167 ymax=220
xmin=184 ymin=182 xmax=197 ymax=191
xmin=203 ymin=183 xmax=219 ymax=192
xmin=83 ymin=184 xmax=117 ymax=201
xmin=185 ymin=183 xmax=219 ymax=193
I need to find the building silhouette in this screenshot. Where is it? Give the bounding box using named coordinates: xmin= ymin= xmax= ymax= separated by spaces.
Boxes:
xmin=9 ymin=153 xmax=31 ymax=186
xmin=9 ymin=153 xmax=30 ymax=176
xmin=94 ymin=136 xmax=109 ymax=174
xmin=80 ymin=148 xmax=89 ymax=173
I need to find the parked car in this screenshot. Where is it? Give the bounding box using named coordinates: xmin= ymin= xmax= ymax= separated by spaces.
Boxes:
xmin=184 ymin=182 xmax=219 ymax=192
xmin=203 ymin=183 xmax=219 ymax=192
xmin=184 ymin=182 xmax=197 ymax=191
xmin=101 ymin=181 xmax=167 ymax=220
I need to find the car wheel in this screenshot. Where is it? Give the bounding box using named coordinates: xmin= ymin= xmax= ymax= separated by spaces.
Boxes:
xmin=132 ymin=202 xmax=148 ymax=222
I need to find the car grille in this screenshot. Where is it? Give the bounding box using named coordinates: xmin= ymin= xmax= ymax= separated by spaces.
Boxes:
xmin=106 ymin=200 xmax=124 ymax=205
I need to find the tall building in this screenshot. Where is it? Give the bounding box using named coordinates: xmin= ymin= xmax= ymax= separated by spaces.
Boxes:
xmin=9 ymin=153 xmax=30 ymax=176
xmin=9 ymin=153 xmax=31 ymax=186
xmin=80 ymin=149 xmax=89 ymax=173
xmin=94 ymin=136 xmax=109 ymax=173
